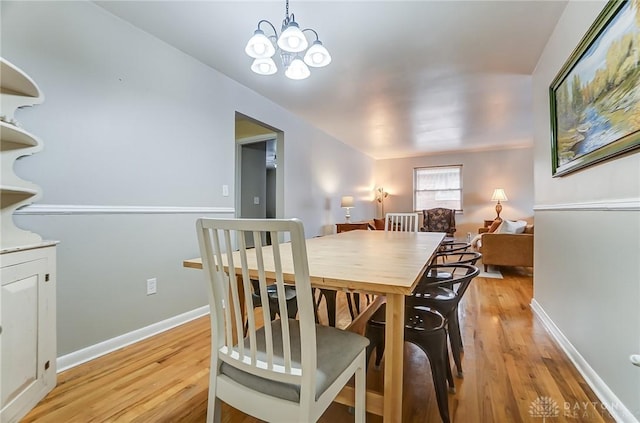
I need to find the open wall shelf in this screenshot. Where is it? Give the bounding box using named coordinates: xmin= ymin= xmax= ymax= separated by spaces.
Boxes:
xmin=0 ymin=57 xmax=44 ymax=250
xmin=1 ymin=121 xmax=40 ymax=150
xmin=0 ymin=59 xmax=41 ymax=97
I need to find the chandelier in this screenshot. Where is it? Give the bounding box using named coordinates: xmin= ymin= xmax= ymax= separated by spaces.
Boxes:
xmin=245 ymin=0 xmax=331 ymax=80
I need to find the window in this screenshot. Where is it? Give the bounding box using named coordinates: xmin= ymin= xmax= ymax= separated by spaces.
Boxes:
xmin=414 ymin=165 xmax=462 ymax=211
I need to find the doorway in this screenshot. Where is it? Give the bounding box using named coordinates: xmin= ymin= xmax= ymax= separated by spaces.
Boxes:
xmin=235 ymin=113 xmax=284 ymax=245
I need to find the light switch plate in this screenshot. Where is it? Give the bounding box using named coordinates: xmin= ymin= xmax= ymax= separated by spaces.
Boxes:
xmin=146 ymin=278 xmax=157 ymax=295
xmin=222 ymin=185 xmax=229 ymax=197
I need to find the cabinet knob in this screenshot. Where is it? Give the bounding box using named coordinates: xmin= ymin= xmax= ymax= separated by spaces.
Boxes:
xmin=631 ymin=355 xmax=640 ymax=367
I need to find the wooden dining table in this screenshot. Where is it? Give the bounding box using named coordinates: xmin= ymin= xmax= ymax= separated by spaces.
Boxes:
xmin=183 ymin=229 xmax=445 ymax=422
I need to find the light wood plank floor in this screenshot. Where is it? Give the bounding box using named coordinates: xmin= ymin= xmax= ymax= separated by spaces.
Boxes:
xmin=23 ymin=267 xmax=614 ymax=422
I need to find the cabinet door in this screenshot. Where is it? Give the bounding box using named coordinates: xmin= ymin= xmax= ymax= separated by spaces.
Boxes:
xmin=1 ymin=258 xmax=48 ymax=421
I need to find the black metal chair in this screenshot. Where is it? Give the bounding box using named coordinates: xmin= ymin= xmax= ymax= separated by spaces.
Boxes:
xmin=364 ymin=265 xmax=480 ymax=423
xmin=424 ymin=250 xmax=482 ymax=280
xmin=365 ymin=304 xmax=453 ymax=423
xmin=413 ymin=264 xmax=480 ymax=378
xmin=245 ymin=279 xmax=298 ymax=334
xmin=315 ymin=289 xmax=370 ymax=326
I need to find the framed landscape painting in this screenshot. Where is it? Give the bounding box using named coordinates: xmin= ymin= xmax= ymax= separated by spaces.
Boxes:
xmin=550 ymin=0 xmax=640 ymax=177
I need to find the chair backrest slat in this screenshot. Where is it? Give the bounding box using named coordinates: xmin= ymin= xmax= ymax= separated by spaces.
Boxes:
xmin=252 ymin=230 xmax=275 ymax=369
xmin=237 ymin=234 xmax=258 ymax=364
xmin=223 ymin=229 xmax=246 ymax=360
xmin=385 ymin=212 xmax=420 ymax=232
xmin=272 ymin=236 xmax=293 ymax=373
xmin=196 ymin=218 xmax=317 ymax=395
xmin=209 ymin=228 xmax=235 ymax=354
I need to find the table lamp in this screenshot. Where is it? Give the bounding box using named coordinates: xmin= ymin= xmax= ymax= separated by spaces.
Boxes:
xmin=341 ymin=196 xmax=354 ymax=222
xmin=491 ymin=188 xmax=508 ymax=220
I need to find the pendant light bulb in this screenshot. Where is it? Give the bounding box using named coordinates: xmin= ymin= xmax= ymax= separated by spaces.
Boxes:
xmin=278 ymin=21 xmax=308 ymax=53
xmin=303 ymin=40 xmax=331 ymax=67
xmin=245 ymin=29 xmax=276 ymax=59
xmin=285 ymin=56 xmax=310 ymax=80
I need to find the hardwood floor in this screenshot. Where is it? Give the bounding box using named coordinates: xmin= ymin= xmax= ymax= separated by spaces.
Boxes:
xmin=23 ymin=268 xmax=614 ymax=422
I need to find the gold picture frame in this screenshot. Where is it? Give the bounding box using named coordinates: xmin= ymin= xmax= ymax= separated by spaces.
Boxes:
xmin=550 ymin=0 xmax=640 ymax=177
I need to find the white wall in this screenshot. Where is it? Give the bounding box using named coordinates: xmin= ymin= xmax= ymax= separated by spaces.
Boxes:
xmin=532 ymin=1 xmax=640 ymax=420
xmin=2 ymin=1 xmax=374 ymax=355
xmin=375 ymin=147 xmax=534 ymax=237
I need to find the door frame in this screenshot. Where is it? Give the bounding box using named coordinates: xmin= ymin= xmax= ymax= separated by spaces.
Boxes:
xmin=235 ymin=133 xmax=284 ymax=221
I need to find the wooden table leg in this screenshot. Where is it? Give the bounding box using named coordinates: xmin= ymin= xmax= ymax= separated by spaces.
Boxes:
xmin=384 ymin=293 xmax=404 ymax=422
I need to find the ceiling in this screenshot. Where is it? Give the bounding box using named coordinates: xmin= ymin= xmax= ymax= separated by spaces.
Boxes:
xmin=95 ymin=1 xmax=567 ymax=160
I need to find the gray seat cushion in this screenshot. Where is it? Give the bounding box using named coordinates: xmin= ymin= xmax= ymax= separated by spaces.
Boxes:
xmin=220 ymin=319 xmax=369 ymax=402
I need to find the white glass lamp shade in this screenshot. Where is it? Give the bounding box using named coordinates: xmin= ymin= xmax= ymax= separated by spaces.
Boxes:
xmin=245 ymin=29 xmax=276 ymax=59
xmin=491 ymin=188 xmax=508 ymax=202
xmin=277 ymin=21 xmax=308 ymax=53
xmin=251 ymin=58 xmax=277 ymax=75
xmin=341 ymin=196 xmax=354 ymax=208
xmin=304 ymin=40 xmax=331 ymax=67
xmin=285 ymin=57 xmax=310 ymax=80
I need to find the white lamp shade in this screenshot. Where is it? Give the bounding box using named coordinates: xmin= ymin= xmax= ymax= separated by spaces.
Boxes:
xmin=341 ymin=196 xmax=354 ymax=208
xmin=245 ymin=30 xmax=276 ymax=59
xmin=491 ymin=188 xmax=508 ymax=202
xmin=251 ymin=58 xmax=278 ymax=75
xmin=304 ymin=41 xmax=331 ymax=67
xmin=285 ymin=57 xmax=310 ymax=80
xmin=277 ymin=22 xmax=308 ymax=53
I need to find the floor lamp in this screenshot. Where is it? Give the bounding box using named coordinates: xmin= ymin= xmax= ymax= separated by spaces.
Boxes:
xmin=376 ymin=187 xmax=388 ymax=218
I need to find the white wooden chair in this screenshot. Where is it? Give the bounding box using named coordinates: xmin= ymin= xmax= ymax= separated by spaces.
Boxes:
xmin=196 ymin=218 xmax=368 ymax=423
xmin=385 ymin=212 xmax=420 ymax=232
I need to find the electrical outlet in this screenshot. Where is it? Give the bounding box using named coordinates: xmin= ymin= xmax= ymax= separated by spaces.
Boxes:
xmin=222 ymin=185 xmax=229 ymax=197
xmin=146 ymin=278 xmax=157 ymax=295
xmin=253 ymin=196 xmax=260 ymax=205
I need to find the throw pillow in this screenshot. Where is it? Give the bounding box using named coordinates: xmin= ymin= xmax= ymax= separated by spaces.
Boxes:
xmin=498 ymin=219 xmax=527 ymax=234
xmin=488 ymin=219 xmax=502 ymax=233
xmin=470 ymin=233 xmax=483 ymax=250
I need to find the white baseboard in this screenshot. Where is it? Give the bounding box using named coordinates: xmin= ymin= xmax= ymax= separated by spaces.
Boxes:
xmin=57 ymin=306 xmax=210 ymax=373
xmin=530 ymin=299 xmax=638 ymax=423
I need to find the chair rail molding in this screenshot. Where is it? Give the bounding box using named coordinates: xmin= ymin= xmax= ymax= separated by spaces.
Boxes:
xmin=15 ymin=204 xmax=235 ymax=215
xmin=534 ymin=198 xmax=640 ymax=212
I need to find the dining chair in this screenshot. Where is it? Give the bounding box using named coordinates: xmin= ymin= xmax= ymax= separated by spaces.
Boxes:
xmin=366 ymin=304 xmax=453 ymax=423
xmin=385 ymin=212 xmax=420 ymax=232
xmin=432 ymin=241 xmax=470 ymax=264
xmin=364 ymin=264 xmax=479 ymax=423
xmin=427 ymin=249 xmax=480 ymax=274
xmin=196 ymin=218 xmax=368 ymax=423
xmin=413 ymin=264 xmax=480 ymax=378
xmin=245 ymin=278 xmax=298 ymax=335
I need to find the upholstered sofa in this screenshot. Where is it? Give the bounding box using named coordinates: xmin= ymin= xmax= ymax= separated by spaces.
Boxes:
xmin=477 ymin=223 xmax=534 ymax=271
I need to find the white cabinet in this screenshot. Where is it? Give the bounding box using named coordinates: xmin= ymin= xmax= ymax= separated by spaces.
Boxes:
xmin=1 ymin=244 xmax=57 ymax=423
xmin=1 ymin=58 xmax=56 ymax=422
